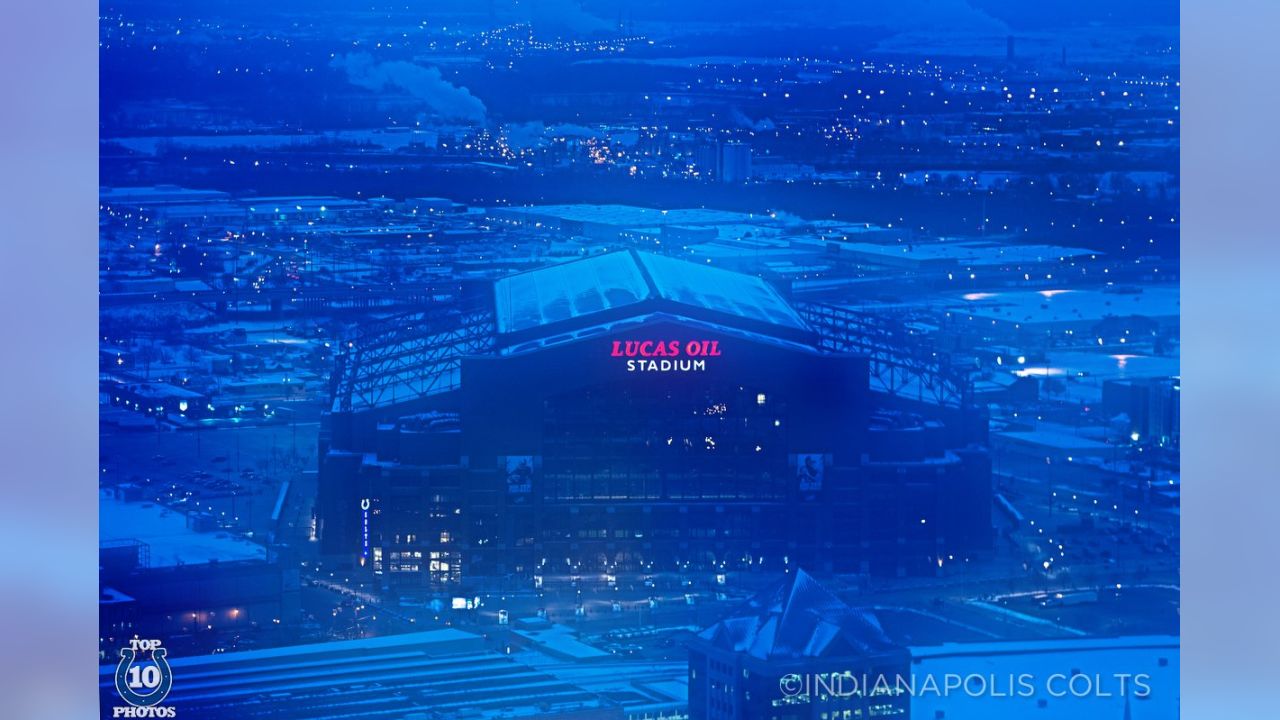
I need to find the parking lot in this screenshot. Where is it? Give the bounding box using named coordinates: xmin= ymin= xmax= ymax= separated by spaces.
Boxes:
xmin=100 ymin=421 xmax=317 ymax=540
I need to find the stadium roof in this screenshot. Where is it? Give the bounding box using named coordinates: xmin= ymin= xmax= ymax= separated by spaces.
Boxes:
xmin=494 ymin=249 xmax=809 ymax=341
xmin=332 ymin=253 xmax=973 ymax=412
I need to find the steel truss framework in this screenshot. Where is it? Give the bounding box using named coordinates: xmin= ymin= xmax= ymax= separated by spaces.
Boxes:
xmin=796 ymin=302 xmax=973 ymax=408
xmin=331 ymin=307 xmax=496 ymax=412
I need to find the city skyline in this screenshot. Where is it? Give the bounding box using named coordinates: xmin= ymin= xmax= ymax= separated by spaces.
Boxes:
xmin=97 ymin=2 xmax=1180 ymax=718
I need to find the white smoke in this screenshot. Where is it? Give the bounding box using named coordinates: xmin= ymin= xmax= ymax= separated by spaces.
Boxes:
xmin=503 ymin=121 xmax=603 ymax=150
xmin=330 ymin=53 xmax=487 ymax=124
xmin=730 ymin=108 xmax=775 ymax=132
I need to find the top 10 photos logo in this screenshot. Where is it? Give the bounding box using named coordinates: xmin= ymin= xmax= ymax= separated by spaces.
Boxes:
xmin=112 ymin=637 xmax=176 ymax=717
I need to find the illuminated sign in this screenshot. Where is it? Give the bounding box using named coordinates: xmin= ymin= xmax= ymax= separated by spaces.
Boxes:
xmin=610 ymin=339 xmax=721 ymax=373
xmin=360 ymin=498 xmax=370 ymax=562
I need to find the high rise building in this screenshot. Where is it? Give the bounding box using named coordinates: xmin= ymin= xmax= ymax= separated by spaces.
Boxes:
xmin=720 ymin=141 xmax=753 ymax=183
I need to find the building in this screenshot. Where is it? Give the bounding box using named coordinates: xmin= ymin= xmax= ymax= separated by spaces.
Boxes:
xmin=317 ymin=251 xmax=991 ymax=590
xmin=99 ymin=627 xmax=682 ymax=719
xmin=99 ymin=569 xmax=1179 ymax=720
xmin=687 ymin=572 xmax=1179 ymax=720
xmin=687 ymin=569 xmax=910 ymax=720
xmin=1102 ymin=377 xmax=1181 ymax=447
xmin=690 ymin=142 xmax=753 ymax=183
xmin=486 ymin=203 xmax=767 ymax=246
xmin=953 ymin=286 xmax=1179 ymax=343
xmin=99 ymin=495 xmax=299 ymax=657
xmin=907 ymin=636 xmax=1179 ymax=720
xmin=720 ymin=142 xmax=753 ymax=183
xmin=99 ymin=540 xmax=299 ymax=658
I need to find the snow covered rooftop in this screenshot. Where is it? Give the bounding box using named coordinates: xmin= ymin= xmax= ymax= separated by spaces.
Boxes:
xmin=495 ymin=250 xmax=650 ymax=333
xmin=494 ymin=249 xmax=808 ymax=337
xmin=697 ymin=569 xmax=898 ymax=661
xmin=909 ymin=636 xmax=1179 ymax=720
xmin=100 ymin=494 xmax=266 ymax=567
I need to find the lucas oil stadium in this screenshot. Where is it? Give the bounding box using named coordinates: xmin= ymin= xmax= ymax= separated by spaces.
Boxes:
xmin=317 ymin=250 xmax=991 ymax=589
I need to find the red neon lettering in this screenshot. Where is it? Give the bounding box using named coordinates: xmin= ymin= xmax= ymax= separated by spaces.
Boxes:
xmin=611 ymin=339 xmax=719 ymax=357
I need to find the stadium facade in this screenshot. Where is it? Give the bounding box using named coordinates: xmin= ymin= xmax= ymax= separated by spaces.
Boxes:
xmin=317 ymin=250 xmax=991 ymax=588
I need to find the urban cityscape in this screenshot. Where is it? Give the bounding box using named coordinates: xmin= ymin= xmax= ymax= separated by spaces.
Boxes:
xmin=98 ymin=2 xmax=1179 ymax=718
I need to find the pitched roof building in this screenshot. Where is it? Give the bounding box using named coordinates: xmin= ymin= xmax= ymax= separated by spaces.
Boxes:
xmin=688 ymin=570 xmax=909 ymax=720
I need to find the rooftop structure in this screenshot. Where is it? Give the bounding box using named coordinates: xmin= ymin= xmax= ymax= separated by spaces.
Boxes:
xmin=491 ymin=204 xmax=764 ymax=230
xmin=909 ymin=636 xmax=1179 ymax=720
xmin=688 ymin=570 xmax=910 ymax=719
xmin=332 ymin=251 xmax=975 ymax=412
xmin=958 ymin=286 xmax=1179 ymax=328
xmin=100 ymin=494 xmax=265 ymax=568
xmin=494 ymin=250 xmax=809 ymax=341
xmin=696 ymin=569 xmax=897 ymax=662
xmin=833 ymin=240 xmax=1098 ymax=272
xmin=99 ymin=628 xmax=682 ymax=719
xmin=99 ymin=185 xmax=231 ymax=207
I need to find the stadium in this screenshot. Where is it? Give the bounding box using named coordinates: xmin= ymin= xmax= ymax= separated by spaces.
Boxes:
xmin=317 ymin=250 xmax=992 ymax=589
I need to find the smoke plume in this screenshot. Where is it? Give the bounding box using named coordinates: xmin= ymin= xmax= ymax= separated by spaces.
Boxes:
xmin=330 ymin=53 xmax=487 ymax=124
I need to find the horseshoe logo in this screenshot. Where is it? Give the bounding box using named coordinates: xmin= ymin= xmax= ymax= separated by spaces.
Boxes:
xmin=114 ymin=646 xmax=173 ymax=707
